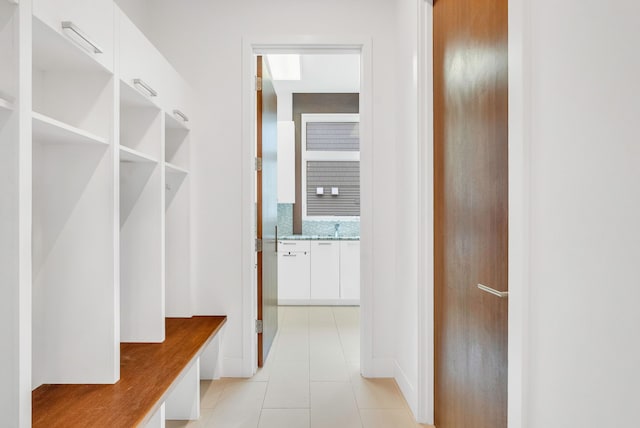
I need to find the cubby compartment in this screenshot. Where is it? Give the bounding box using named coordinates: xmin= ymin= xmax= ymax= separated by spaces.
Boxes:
xmin=32 ymin=15 xmax=113 ymax=144
xmin=165 ymin=163 xmax=190 ymax=317
xmin=31 ymin=8 xmax=118 ymax=388
xmin=164 ymin=110 xmax=191 ymax=317
xmin=32 ymin=139 xmax=117 ymax=387
xmin=165 ymin=111 xmax=190 ymax=170
xmin=120 ymin=150 xmax=164 ymax=342
xmin=120 ymin=81 xmax=162 ymax=159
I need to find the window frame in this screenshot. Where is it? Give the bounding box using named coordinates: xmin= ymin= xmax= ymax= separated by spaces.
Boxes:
xmin=301 ymin=113 xmax=361 ymax=221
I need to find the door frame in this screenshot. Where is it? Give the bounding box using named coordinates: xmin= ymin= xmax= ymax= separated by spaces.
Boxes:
xmin=240 ymin=36 xmax=374 ymax=378
xmin=415 ymin=0 xmax=531 ymax=426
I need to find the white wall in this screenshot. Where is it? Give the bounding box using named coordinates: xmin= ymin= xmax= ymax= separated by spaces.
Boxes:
xmin=516 ymin=1 xmax=640 ymax=426
xmin=129 ymin=0 xmax=398 ymax=377
xmin=393 ymin=0 xmax=420 ymax=419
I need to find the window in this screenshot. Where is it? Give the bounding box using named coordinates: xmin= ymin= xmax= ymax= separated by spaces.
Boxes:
xmin=301 ymin=114 xmax=360 ymax=220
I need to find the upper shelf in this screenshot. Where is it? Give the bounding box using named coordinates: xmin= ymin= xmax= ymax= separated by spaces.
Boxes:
xmin=120 ymin=80 xmax=160 ymax=110
xmin=165 ymin=111 xmax=190 ymax=131
xmin=165 ymin=162 xmax=189 ymax=176
xmin=32 ymin=16 xmax=111 ymax=75
xmin=33 ymin=112 xmax=109 ymax=146
xmin=0 ymin=96 xmax=14 ymax=112
xmin=120 ymin=145 xmax=158 ymax=163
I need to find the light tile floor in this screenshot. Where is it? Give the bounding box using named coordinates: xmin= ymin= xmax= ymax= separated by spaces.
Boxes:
xmin=168 ymin=306 xmax=429 ymax=428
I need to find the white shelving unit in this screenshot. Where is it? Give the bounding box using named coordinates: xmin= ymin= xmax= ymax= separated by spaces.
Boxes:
xmin=165 ymin=112 xmax=191 ymax=317
xmin=32 ymin=112 xmax=108 ymax=145
xmin=119 ymin=79 xmax=165 ymax=343
xmin=31 ymin=1 xmax=117 ymax=387
xmin=1 ymin=0 xmax=30 ymax=423
xmin=3 ymin=2 xmax=198 ymax=424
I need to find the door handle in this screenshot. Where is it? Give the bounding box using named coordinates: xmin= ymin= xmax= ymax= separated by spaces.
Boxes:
xmin=477 ymin=284 xmax=508 ymax=298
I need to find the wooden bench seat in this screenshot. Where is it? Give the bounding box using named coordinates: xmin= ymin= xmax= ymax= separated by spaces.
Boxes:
xmin=32 ymin=316 xmax=227 ymax=428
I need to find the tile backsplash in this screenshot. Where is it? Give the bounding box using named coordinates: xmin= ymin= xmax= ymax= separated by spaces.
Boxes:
xmin=278 ymin=204 xmax=360 ymax=237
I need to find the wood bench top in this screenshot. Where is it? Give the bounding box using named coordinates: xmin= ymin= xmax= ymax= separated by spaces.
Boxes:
xmin=32 ymin=316 xmax=227 ymax=428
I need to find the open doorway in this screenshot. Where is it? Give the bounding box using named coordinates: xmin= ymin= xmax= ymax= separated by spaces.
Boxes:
xmin=245 ymin=44 xmax=371 ymax=382
xmin=256 ymin=51 xmax=363 ymax=370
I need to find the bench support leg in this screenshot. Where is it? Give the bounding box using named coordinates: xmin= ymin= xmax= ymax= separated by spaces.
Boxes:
xmin=145 ymin=403 xmax=165 ymax=428
xmin=200 ymin=328 xmax=223 ymax=380
xmin=166 ymin=357 xmax=200 ymax=421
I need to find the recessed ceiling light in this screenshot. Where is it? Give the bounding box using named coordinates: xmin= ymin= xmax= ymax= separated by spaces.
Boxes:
xmin=266 ymin=54 xmax=301 ymax=81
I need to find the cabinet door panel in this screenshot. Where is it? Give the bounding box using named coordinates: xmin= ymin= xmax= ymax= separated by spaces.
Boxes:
xmin=340 ymin=241 xmax=360 ymax=300
xmin=310 ymin=241 xmax=340 ymax=300
xmin=278 ymin=252 xmax=310 ymax=300
xmin=33 ymin=0 xmax=114 ymax=72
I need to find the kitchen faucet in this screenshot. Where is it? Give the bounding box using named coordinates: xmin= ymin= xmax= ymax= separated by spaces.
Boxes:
xmin=334 ymin=223 xmax=340 ymax=238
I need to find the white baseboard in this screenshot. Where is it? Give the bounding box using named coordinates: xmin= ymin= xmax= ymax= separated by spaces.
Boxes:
xmin=221 ymin=357 xmax=247 ymax=378
xmin=394 ymin=360 xmax=418 ymax=418
xmin=362 ymin=357 xmax=394 ymax=378
xmin=278 ymin=299 xmax=360 ymax=306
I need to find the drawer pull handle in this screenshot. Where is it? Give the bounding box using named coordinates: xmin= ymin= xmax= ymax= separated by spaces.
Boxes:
xmin=318 ymin=242 xmax=333 ymax=246
xmin=61 ymin=21 xmax=103 ymax=54
xmin=133 ymin=78 xmax=158 ymax=97
xmin=173 ymin=109 xmax=189 ymax=123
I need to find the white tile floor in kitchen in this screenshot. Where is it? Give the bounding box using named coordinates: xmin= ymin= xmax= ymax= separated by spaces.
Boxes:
xmin=167 ymin=306 xmax=429 ymax=428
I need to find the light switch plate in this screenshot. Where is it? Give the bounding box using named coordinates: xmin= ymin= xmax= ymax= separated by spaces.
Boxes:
xmin=316 ymin=187 xmax=324 ymax=195
xmin=331 ymin=187 xmax=339 ymax=195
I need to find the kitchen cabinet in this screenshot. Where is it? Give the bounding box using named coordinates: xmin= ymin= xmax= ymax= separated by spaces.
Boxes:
xmin=278 ymin=241 xmax=311 ymax=301
xmin=339 ymin=241 xmax=360 ymax=300
xmin=278 ymin=239 xmax=360 ymax=304
xmin=310 ymin=241 xmax=341 ymax=300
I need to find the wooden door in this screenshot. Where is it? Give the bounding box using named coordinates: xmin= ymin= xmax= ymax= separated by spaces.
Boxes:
xmin=257 ymin=56 xmax=278 ymax=367
xmin=433 ymin=0 xmax=509 ymax=427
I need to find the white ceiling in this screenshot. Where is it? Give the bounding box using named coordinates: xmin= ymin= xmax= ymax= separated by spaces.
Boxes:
xmin=269 ymin=54 xmax=361 ymax=95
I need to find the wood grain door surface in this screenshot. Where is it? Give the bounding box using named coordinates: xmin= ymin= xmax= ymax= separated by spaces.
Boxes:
xmin=434 ymin=0 xmax=509 ymax=427
xmin=257 ymin=56 xmax=278 ymax=367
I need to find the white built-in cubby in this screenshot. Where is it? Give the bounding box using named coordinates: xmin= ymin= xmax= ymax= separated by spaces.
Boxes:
xmin=31 ymin=6 xmax=118 ymax=387
xmin=165 ymin=111 xmax=191 ymax=317
xmin=119 ymin=80 xmax=165 ymax=342
xmin=1 ymin=0 xmax=29 ymax=423
xmin=2 ymin=2 xmax=199 ymax=425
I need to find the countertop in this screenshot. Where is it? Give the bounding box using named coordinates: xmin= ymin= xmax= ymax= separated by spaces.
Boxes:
xmin=279 ymin=235 xmax=360 ymax=241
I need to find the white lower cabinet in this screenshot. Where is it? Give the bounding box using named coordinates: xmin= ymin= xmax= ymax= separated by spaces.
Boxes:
xmin=340 ymin=241 xmax=360 ymax=300
xmin=310 ymin=241 xmax=341 ymax=300
xmin=278 ymin=249 xmax=311 ymax=301
xmin=278 ymin=240 xmax=311 ymax=302
xmin=278 ymin=240 xmax=359 ymax=305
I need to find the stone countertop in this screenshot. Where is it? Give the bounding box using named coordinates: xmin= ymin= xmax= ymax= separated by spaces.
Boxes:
xmin=279 ymin=235 xmax=360 ymax=241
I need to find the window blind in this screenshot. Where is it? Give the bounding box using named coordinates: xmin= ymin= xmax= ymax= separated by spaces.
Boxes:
xmin=306 ymin=161 xmax=360 ymax=217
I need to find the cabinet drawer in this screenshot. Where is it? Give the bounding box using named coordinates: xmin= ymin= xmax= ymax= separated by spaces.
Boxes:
xmin=278 ymin=240 xmax=310 ymax=252
xmin=33 ymin=0 xmax=114 ymax=72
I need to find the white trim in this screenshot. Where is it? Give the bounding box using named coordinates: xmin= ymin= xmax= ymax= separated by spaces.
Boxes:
xmin=278 ymin=299 xmax=360 ymax=306
xmin=221 ymin=357 xmax=246 ymax=378
xmin=395 ymin=360 xmax=418 ymax=418
xmin=417 ymin=0 xmax=434 ymax=425
xmin=301 ymin=113 xmax=361 ymax=222
xmin=241 ymin=36 xmax=374 ymax=380
xmin=508 ymin=0 xmax=531 ymax=426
